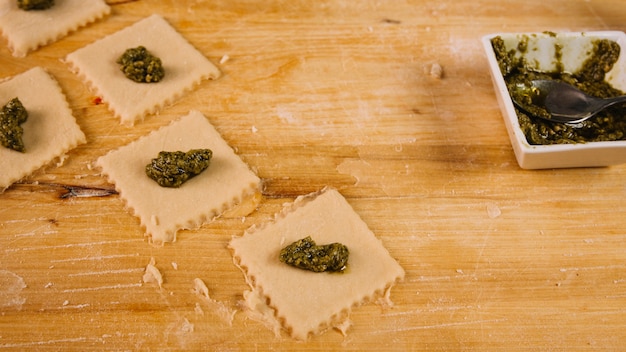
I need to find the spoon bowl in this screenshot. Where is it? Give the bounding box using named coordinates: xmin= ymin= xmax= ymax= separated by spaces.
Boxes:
xmin=513 ymin=80 xmax=626 ymax=124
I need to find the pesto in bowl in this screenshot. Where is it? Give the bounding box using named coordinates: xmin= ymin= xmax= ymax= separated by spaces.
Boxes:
xmin=482 ymin=31 xmax=626 ymax=169
xmin=491 ymin=35 xmax=626 ymax=145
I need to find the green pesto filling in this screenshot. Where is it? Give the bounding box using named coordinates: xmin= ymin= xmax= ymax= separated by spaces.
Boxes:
xmin=279 ymin=236 xmax=349 ymax=273
xmin=117 ymin=46 xmax=165 ymax=83
xmin=0 ymin=98 xmax=28 ymax=153
xmin=18 ymin=0 xmax=54 ymax=11
xmin=145 ymin=149 xmax=212 ymax=188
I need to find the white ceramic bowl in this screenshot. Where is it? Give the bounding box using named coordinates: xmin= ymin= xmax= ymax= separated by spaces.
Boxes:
xmin=482 ymin=31 xmax=626 ymax=169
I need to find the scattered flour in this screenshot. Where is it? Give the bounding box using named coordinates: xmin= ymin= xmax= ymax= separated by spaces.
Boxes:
xmin=486 ymin=203 xmax=502 ymax=219
xmin=192 ymin=278 xmax=236 ymax=326
xmin=194 ymin=302 xmax=204 ymax=316
xmin=0 ymin=271 xmax=27 ymax=310
xmin=276 ymin=106 xmax=297 ymax=124
xmin=180 ymin=318 xmax=194 ymax=333
xmin=427 ymin=62 xmax=444 ymax=79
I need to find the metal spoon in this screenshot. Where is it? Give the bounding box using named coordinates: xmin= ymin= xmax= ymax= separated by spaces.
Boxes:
xmin=512 ymin=79 xmax=626 ymax=124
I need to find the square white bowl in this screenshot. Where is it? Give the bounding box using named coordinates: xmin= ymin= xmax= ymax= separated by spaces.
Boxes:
xmin=482 ymin=31 xmax=626 ymax=169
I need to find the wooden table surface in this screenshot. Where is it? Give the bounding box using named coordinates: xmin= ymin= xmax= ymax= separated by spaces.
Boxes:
xmin=1 ymin=0 xmax=626 ymax=350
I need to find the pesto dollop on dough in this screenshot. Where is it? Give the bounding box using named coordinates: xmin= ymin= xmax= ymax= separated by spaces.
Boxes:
xmin=492 ymin=36 xmax=626 ymax=145
xmin=145 ymin=149 xmax=212 ymax=188
xmin=0 ymin=98 xmax=28 ymax=153
xmin=279 ymin=236 xmax=349 ymax=273
xmin=18 ymin=0 xmax=54 ymax=10
xmin=117 ymin=46 xmax=165 ymax=83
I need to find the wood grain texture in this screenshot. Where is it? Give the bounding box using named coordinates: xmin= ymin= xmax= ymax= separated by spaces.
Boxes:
xmin=1 ymin=0 xmax=626 ymax=350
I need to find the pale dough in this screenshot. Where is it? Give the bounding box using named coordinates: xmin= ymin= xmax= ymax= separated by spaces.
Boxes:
xmin=65 ymin=14 xmax=221 ymax=125
xmin=0 ymin=0 xmax=110 ymax=57
xmin=229 ymin=187 xmax=405 ymax=340
xmin=96 ymin=110 xmax=261 ymax=245
xmin=0 ymin=67 xmax=86 ymax=192
xmin=143 ymin=258 xmax=163 ymax=288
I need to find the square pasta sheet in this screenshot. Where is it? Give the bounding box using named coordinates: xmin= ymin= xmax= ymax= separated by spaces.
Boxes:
xmin=0 ymin=0 xmax=110 ymax=57
xmin=96 ymin=110 xmax=261 ymax=245
xmin=65 ymin=14 xmax=220 ymax=125
xmin=229 ymin=187 xmax=405 ymax=340
xmin=0 ymin=67 xmax=86 ymax=191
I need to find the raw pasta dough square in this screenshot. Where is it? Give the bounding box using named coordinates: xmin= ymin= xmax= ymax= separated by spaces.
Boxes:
xmin=0 ymin=0 xmax=110 ymax=57
xmin=0 ymin=67 xmax=86 ymax=191
xmin=96 ymin=110 xmax=261 ymax=245
xmin=65 ymin=14 xmax=220 ymax=125
xmin=229 ymin=187 xmax=405 ymax=340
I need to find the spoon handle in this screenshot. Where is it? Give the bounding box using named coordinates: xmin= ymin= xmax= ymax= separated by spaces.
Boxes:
xmin=603 ymin=95 xmax=626 ymax=108
xmin=576 ymin=95 xmax=626 ymax=122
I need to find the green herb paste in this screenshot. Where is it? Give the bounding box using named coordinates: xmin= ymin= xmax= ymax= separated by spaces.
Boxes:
xmin=279 ymin=236 xmax=349 ymax=273
xmin=117 ymin=46 xmax=165 ymax=83
xmin=18 ymin=0 xmax=54 ymax=10
xmin=145 ymin=149 xmax=212 ymax=188
xmin=491 ymin=36 xmax=626 ymax=145
xmin=0 ymin=98 xmax=28 ymax=153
